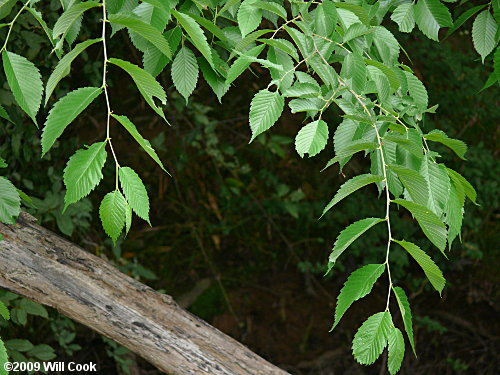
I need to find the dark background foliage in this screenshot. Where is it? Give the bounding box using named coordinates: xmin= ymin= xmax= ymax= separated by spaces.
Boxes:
xmin=0 ymin=2 xmax=499 ymax=374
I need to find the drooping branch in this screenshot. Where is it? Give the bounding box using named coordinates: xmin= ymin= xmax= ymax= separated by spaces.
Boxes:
xmin=0 ymin=213 xmax=289 ymax=375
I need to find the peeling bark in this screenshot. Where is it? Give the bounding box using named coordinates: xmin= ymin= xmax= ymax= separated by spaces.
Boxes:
xmin=0 ymin=213 xmax=289 ymax=375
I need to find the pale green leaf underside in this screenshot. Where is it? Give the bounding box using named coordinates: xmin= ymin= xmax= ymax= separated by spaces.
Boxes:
xmin=393 ymin=199 xmax=447 ymax=252
xmin=333 ymin=264 xmax=385 ymax=329
xmin=249 ymin=89 xmax=284 ymax=142
xmin=2 ymin=51 xmax=43 ymax=125
xmin=322 ymin=174 xmax=384 ymax=217
xmin=389 ymin=164 xmax=429 ymax=207
xmin=0 ymin=176 xmax=21 ymax=224
xmin=171 ymin=46 xmax=199 ymax=102
xmin=119 ymin=166 xmax=150 ymax=223
xmin=64 ymin=142 xmax=107 ymax=207
xmin=393 ymin=286 xmax=416 ymax=355
xmin=100 ymin=190 xmax=127 ymax=244
xmin=419 ymin=156 xmax=450 ymax=218
xmin=328 ymin=217 xmax=385 ymax=267
xmin=472 ymin=11 xmax=498 ymax=62
xmin=388 ymin=327 xmax=405 ymax=375
xmin=391 ymin=3 xmax=415 ymax=33
xmin=238 ymin=0 xmax=263 ymax=37
xmin=295 ymin=120 xmax=329 ymax=158
xmin=352 ymin=311 xmax=392 ymax=365
xmin=112 ymin=114 xmax=168 ymax=173
xmin=42 ymin=87 xmax=102 ymax=155
xmin=108 ymin=57 xmax=167 ymax=120
xmin=414 ymin=0 xmax=452 ymax=41
xmin=394 ymin=239 xmax=446 ymax=293
xmin=45 ymin=38 xmax=101 ymax=105
xmin=53 ymin=1 xmax=100 ymax=40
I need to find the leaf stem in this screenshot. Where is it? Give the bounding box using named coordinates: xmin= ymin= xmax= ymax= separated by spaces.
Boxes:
xmin=101 ymin=0 xmax=119 ymax=189
xmin=312 ymin=39 xmax=395 ymax=312
xmin=0 ymin=1 xmax=30 ymax=53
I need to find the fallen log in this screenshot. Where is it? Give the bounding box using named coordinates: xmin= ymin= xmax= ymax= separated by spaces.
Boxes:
xmin=0 ymin=213 xmax=290 ymax=375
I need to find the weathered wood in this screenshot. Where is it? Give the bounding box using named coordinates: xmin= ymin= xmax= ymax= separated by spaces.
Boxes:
xmin=0 ymin=213 xmax=290 ymax=375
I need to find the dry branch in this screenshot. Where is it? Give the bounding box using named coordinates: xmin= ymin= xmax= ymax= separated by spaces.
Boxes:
xmin=0 ymin=213 xmax=289 ymax=375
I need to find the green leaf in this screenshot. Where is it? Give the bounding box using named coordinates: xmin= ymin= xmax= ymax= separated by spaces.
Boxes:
xmin=26 ymin=344 xmax=55 ymax=361
xmin=108 ymin=58 xmax=167 ymax=120
xmin=238 ymin=0 xmax=262 ymax=37
xmin=283 ymin=82 xmax=320 ymax=98
xmin=0 ymin=104 xmax=11 ymax=123
xmin=226 ymin=45 xmax=265 ymax=87
xmin=295 ymin=120 xmax=329 ymax=158
xmin=323 ymin=142 xmax=379 ymax=170
xmin=372 ymin=26 xmax=400 ymax=64
xmin=254 ymin=1 xmax=287 ymax=20
xmin=352 ymin=311 xmax=392 ymax=365
xmin=119 ymin=167 xmax=150 ymax=223
xmin=0 ymin=0 xmax=16 ymax=21
xmin=392 ymin=199 xmax=447 ymax=252
xmin=393 ymin=286 xmax=416 ymax=355
xmin=100 ymin=191 xmax=127 ymax=243
xmin=19 ymin=299 xmax=48 ymax=318
xmin=388 ymin=327 xmax=405 ymax=375
xmin=125 ymin=201 xmax=132 ymax=236
xmin=0 ymin=339 xmax=8 ymax=375
xmin=0 ymin=301 xmax=9 ymax=320
xmin=108 ymin=13 xmax=171 ymax=59
xmin=388 ymin=164 xmax=429 ymax=207
xmin=472 ymin=10 xmax=498 ymax=62
xmin=424 ymin=129 xmax=467 ymax=159
xmin=2 ymin=51 xmax=43 ymax=125
xmin=171 ymin=46 xmax=199 ymax=102
xmin=405 ymin=71 xmax=428 ymax=111
xmin=394 ymin=239 xmax=446 ymax=293
xmin=419 ymin=155 xmax=450 ymax=217
xmin=333 ymin=264 xmax=385 ymax=329
xmin=495 ymin=46 xmax=500 ymax=83
xmin=342 ymin=52 xmax=366 ymax=93
xmin=314 ymin=1 xmax=338 ymax=37
xmin=0 ymin=176 xmax=21 ymax=224
xmin=365 ymin=60 xmax=400 ymax=91
xmin=446 ymin=168 xmax=477 ymax=204
xmin=112 ymin=114 xmax=168 ymax=173
xmin=172 ymin=10 xmax=214 ymax=68
xmin=328 ymin=218 xmax=385 ymax=268
xmin=42 ymin=87 xmax=102 ymax=155
xmin=249 ymin=89 xmax=284 ymax=142
xmin=322 ymin=174 xmax=384 ymax=217
xmin=391 ymin=3 xmax=415 ymax=33
xmin=445 ymin=4 xmax=488 ymax=38
xmin=199 ymin=58 xmax=228 ymax=102
xmin=53 ymin=1 xmax=100 ymax=40
xmin=414 ymin=0 xmax=452 ymax=41
xmin=445 ymin=178 xmax=464 ymax=248
xmin=63 ymin=142 xmax=107 ymax=208
xmin=45 ymin=38 xmax=101 ymax=105
xmin=258 ymin=39 xmax=300 ymax=62
xmin=4 ymin=339 xmax=33 ymax=352
xmin=187 ymin=13 xmax=229 ymax=43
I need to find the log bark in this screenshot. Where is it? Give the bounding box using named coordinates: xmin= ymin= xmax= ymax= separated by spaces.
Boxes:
xmin=0 ymin=213 xmax=290 ymax=375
